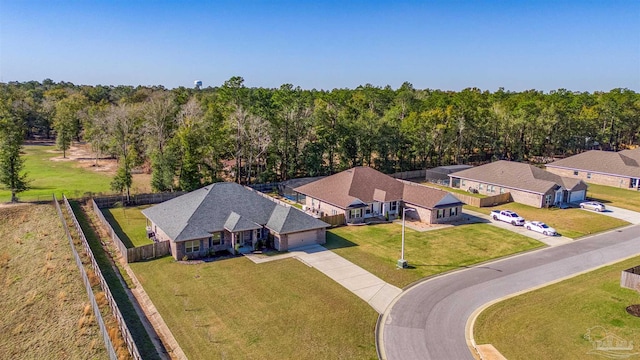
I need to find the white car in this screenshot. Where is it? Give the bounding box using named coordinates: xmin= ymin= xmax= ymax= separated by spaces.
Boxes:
xmin=524 ymin=221 xmax=557 ymax=236
xmin=580 ymin=201 xmax=605 ymax=212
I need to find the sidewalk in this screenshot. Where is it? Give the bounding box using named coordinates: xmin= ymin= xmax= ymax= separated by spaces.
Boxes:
xmin=244 ymin=245 xmax=402 ymax=314
xmin=462 ymin=209 xmax=574 ymax=246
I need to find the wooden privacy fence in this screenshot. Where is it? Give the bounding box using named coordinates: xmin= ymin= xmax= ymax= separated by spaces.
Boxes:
xmin=56 ymin=195 xmax=143 ymax=360
xmin=452 ymin=192 xmax=512 ymax=208
xmin=621 ymin=266 xmax=640 ymax=291
xmin=93 ymin=192 xmax=185 ymax=209
xmin=321 ymin=213 xmax=346 ymax=227
xmin=91 ymin=198 xmax=171 ymax=263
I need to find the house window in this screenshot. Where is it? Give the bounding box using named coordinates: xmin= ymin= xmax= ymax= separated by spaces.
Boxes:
xmin=461 ymin=180 xmax=466 ymax=187
xmin=185 ymin=240 xmax=200 ymax=253
xmin=500 ymin=187 xmax=505 ymax=194
xmin=366 ymin=205 xmax=372 ymax=214
xmin=390 ymin=201 xmax=398 ymax=212
xmin=573 ymin=171 xmax=579 ymax=176
xmin=449 ymin=207 xmax=458 ymax=216
xmin=587 ymin=173 xmax=592 ymax=179
xmin=311 ymin=199 xmax=316 ymax=208
xmin=210 ymin=232 xmax=222 ymax=246
xmin=545 ymin=194 xmax=552 ymax=205
xmin=478 ymin=184 xmax=483 ymax=191
xmin=350 ymin=208 xmax=362 ymax=218
xmin=332 ymin=209 xmax=337 ymax=215
xmin=437 ymin=209 xmax=444 ymax=218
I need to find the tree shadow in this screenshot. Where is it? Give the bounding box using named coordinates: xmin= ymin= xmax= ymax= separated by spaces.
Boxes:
xmin=324 ymin=232 xmax=358 ymax=250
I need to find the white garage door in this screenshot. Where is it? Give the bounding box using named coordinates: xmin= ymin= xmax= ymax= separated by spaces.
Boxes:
xmin=287 ymin=230 xmax=317 ymax=249
xmin=570 ymin=190 xmax=586 ymax=203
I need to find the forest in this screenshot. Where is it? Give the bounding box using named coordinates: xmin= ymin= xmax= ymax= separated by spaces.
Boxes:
xmin=0 ymin=78 xmax=639 ymax=198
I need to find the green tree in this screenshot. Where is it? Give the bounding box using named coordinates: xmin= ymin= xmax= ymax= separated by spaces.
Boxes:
xmin=53 ymin=93 xmax=87 ymax=157
xmin=0 ymin=103 xmax=30 ymax=202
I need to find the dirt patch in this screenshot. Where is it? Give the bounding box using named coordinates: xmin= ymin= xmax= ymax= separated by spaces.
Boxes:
xmin=626 ymin=304 xmax=640 ymax=317
xmin=0 ymin=202 xmax=32 ymax=209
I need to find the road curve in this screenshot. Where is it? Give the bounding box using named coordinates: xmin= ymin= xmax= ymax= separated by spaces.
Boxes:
xmin=380 ymin=224 xmax=640 ymax=360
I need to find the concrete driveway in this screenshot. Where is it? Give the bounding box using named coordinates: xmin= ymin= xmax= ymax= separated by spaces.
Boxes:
xmin=584 ymin=205 xmax=640 ymax=225
xmin=244 ymin=244 xmax=401 ymax=314
xmin=463 ymin=209 xmax=573 ymax=246
xmin=380 ymin=224 xmax=640 ymax=360
xmin=295 ymin=246 xmax=402 ymax=314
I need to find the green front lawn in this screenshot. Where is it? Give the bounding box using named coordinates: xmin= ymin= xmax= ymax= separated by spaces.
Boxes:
xmin=468 ymin=203 xmax=629 ymax=238
xmin=101 ymin=206 xmax=152 ymax=248
xmin=0 ymin=145 xmax=112 ymax=202
xmin=326 ymin=223 xmax=543 ymax=288
xmin=587 ymin=183 xmax=640 ymax=213
xmin=474 ymin=255 xmax=640 ymax=360
xmin=130 ymin=256 xmax=378 ymax=360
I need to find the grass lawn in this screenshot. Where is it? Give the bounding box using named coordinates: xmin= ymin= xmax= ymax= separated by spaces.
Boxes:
xmin=102 ymin=205 xmax=152 ymax=248
xmin=586 ymin=183 xmax=640 ymax=213
xmin=0 ymin=204 xmax=107 ymax=359
xmin=325 ymin=223 xmax=544 ymax=288
xmin=422 ymin=182 xmax=487 ymax=198
xmin=474 ymin=255 xmax=640 ymax=360
xmin=130 ymin=256 xmax=378 ymax=360
xmin=0 ymin=144 xmax=113 ymax=202
xmin=467 ymin=203 xmax=629 ymax=239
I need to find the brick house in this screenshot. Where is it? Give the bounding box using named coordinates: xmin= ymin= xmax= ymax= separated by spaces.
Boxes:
xmin=142 ymin=182 xmax=329 ymax=260
xmin=448 ymin=160 xmax=588 ymax=208
xmin=294 ymin=167 xmax=464 ymax=224
xmin=545 ymin=149 xmax=640 ymax=190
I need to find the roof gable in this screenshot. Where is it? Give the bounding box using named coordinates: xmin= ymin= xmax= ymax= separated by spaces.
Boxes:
xmin=401 ymin=182 xmax=463 ymax=209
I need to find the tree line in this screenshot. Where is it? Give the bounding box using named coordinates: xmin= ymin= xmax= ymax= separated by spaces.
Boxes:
xmin=1 ymin=78 xmax=639 ymax=200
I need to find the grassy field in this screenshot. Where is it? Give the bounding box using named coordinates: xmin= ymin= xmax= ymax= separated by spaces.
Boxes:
xmin=326 ymin=223 xmax=544 ymax=288
xmin=0 ymin=204 xmax=107 ymax=359
xmin=468 ymin=203 xmax=629 ymax=238
xmin=0 ymin=144 xmax=151 ymax=203
xmin=474 ymin=255 xmax=640 ymax=360
xmin=130 ymin=256 xmax=378 ymax=360
xmin=587 ymin=183 xmax=640 ymax=213
xmin=102 ymin=205 xmax=153 ymax=248
xmin=0 ymin=145 xmax=112 ymax=202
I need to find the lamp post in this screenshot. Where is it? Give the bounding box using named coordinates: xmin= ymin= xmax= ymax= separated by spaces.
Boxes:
xmin=397 ymin=207 xmax=415 ymax=268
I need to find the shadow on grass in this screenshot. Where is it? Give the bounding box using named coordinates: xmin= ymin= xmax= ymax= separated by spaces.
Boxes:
xmin=585 ymin=196 xmax=612 ymax=204
xmin=324 ymin=232 xmax=359 ymax=250
xmin=100 ymin=208 xmax=135 ymax=248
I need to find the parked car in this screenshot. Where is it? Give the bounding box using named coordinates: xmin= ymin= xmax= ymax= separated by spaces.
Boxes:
xmin=580 ymin=201 xmax=606 ymax=212
xmin=490 ymin=210 xmax=525 ymax=226
xmin=524 ymin=221 xmax=557 ymax=236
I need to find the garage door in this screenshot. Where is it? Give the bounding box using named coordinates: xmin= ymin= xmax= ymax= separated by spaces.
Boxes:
xmin=569 ymin=190 xmax=586 ymax=203
xmin=287 ymin=230 xmax=317 ymax=249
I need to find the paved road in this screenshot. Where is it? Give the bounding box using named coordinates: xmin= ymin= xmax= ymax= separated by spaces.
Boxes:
xmin=380 ymin=224 xmax=640 ymax=360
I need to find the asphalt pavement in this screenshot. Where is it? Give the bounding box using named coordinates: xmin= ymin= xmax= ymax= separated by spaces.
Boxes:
xmin=380 ymin=224 xmax=640 ymax=360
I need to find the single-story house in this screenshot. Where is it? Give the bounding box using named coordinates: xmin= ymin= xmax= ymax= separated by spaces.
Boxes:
xmin=425 ymin=165 xmax=473 ymax=183
xmin=448 ymin=160 xmax=588 ymax=208
xmin=294 ymin=166 xmax=464 ymax=224
xmin=545 ymin=149 xmax=640 ymax=190
xmin=142 ymin=182 xmax=329 ymax=260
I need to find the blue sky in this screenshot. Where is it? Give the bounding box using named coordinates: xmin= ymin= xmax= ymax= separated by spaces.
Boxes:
xmin=1 ymin=0 xmax=638 ymax=91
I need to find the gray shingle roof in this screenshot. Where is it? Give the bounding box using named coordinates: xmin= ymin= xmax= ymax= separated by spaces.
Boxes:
xmin=294 ymin=167 xmax=462 ymax=210
xmin=142 ymin=182 xmax=328 ymax=242
xmin=546 ymin=149 xmax=640 ymax=178
xmin=450 ymin=160 xmax=587 ymax=194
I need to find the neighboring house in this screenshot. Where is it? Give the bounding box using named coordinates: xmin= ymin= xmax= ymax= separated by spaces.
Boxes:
xmin=545 ymin=149 xmax=640 ymax=190
xmin=142 ymin=182 xmax=329 ymax=260
xmin=448 ymin=160 xmax=588 ymax=208
xmin=425 ymin=165 xmax=473 ymax=183
xmin=294 ymin=166 xmax=464 ymax=225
